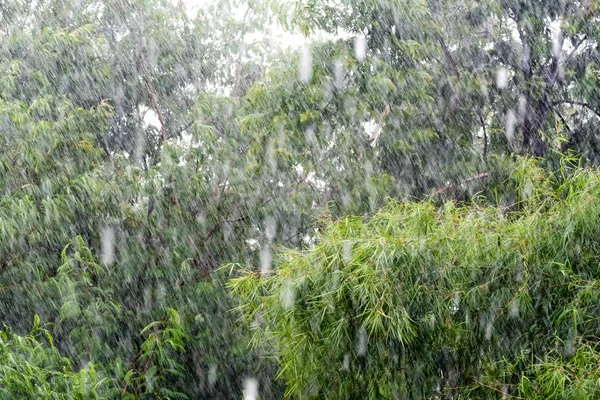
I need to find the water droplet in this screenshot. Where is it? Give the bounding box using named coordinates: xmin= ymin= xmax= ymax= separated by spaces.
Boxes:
xmin=504 ymin=109 xmax=516 ymax=144
xmin=243 ymin=378 xmax=259 ymax=400
xmin=264 ymin=217 xmax=276 ymax=243
xmin=280 ymin=282 xmax=295 ymax=310
xmin=485 ymin=321 xmax=493 ymax=340
xmin=509 ymin=300 xmax=519 ymax=319
xmin=496 ymin=68 xmax=508 ymax=89
xmin=208 ymin=365 xmax=217 ymax=388
xmin=552 ymin=29 xmax=563 ymax=60
xmin=334 ymin=59 xmax=345 ymax=89
xmin=357 ymin=327 xmax=367 ymax=356
xmin=260 ymin=246 xmax=272 ymax=274
xmin=354 ymin=36 xmax=367 ymax=62
xmin=101 ymin=226 xmax=115 ymax=266
xmin=518 ymin=95 xmax=527 ymax=118
xmin=342 ymin=240 xmax=352 ymax=265
xmin=299 ymin=46 xmax=312 ymax=84
xmin=342 ymin=353 xmax=350 ymax=370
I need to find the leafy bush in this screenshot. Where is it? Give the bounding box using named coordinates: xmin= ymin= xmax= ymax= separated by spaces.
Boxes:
xmin=0 ymin=316 xmax=109 ymax=399
xmin=230 ymin=159 xmax=600 ymax=399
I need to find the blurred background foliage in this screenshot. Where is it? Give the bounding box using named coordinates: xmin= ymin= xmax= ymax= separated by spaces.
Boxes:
xmin=0 ymin=0 xmax=599 ymax=398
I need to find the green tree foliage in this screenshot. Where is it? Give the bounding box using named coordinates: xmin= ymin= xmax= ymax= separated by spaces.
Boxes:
xmin=1 ymin=0 xmax=600 ymax=398
xmin=282 ymin=0 xmax=600 ymax=192
xmin=0 ymin=316 xmax=109 ymax=399
xmin=230 ymin=160 xmax=600 ymax=399
xmin=0 ymin=1 xmax=287 ymax=397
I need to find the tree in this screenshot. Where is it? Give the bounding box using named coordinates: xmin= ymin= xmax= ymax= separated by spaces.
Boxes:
xmin=0 ymin=1 xmax=286 ymax=397
xmin=281 ymin=0 xmax=600 ymax=191
xmin=230 ymin=158 xmax=600 ymax=399
xmin=2 ymin=0 xmax=600 ymax=398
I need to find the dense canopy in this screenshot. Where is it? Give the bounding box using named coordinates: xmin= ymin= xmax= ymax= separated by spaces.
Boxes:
xmin=0 ymin=0 xmax=599 ymax=398
xmin=231 ymin=160 xmax=600 ymax=399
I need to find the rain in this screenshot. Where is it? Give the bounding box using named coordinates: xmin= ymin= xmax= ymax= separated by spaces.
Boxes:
xmin=1 ymin=0 xmax=600 ymax=399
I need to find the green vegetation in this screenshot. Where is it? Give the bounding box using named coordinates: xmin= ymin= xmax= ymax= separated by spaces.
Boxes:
xmin=230 ymin=160 xmax=600 ymax=399
xmin=0 ymin=0 xmax=599 ymax=398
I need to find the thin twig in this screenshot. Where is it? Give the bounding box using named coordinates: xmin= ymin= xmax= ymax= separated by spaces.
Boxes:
xmin=115 ymin=0 xmax=168 ymax=142
xmin=139 ymin=35 xmax=168 ymax=141
xmin=553 ymin=100 xmax=600 ymax=119
xmin=232 ymin=5 xmax=251 ymax=97
xmin=435 ymin=33 xmax=460 ymax=78
xmin=434 ymin=173 xmax=492 ymax=196
xmin=552 ymin=106 xmax=573 ymax=136
xmin=566 ymin=34 xmax=586 ymax=62
xmin=369 ymin=104 xmax=391 ymax=143
xmin=472 ymin=378 xmax=524 ymax=399
xmin=478 ymin=112 xmax=488 ymax=160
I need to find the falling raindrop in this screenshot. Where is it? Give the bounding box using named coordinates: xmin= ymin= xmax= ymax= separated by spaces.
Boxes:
xmin=334 ymin=59 xmax=345 ymax=90
xmin=341 ymin=190 xmax=352 ymax=208
xmin=208 ymin=365 xmax=217 ymax=388
xmin=260 ymin=246 xmax=272 ymax=275
xmin=451 ymin=292 xmax=460 ymax=313
xmin=501 ymin=385 xmax=509 ymax=398
xmin=342 ymin=353 xmax=350 ymax=371
xmin=342 ymin=240 xmax=353 ymax=265
xmin=552 ymin=29 xmax=563 ymax=60
xmin=509 ymin=300 xmax=519 ymax=319
xmin=280 ymin=282 xmax=295 ymax=310
xmin=357 ymin=327 xmax=367 ymax=356
xmin=299 ymin=45 xmax=313 ymax=84
xmin=518 ymin=95 xmax=527 ymax=119
xmin=267 ymin=139 xmax=277 ymax=173
xmin=522 ymin=43 xmax=531 ymax=71
xmin=427 ymin=313 xmax=436 ymax=330
xmin=485 ymin=320 xmax=493 ymax=340
xmin=557 ymin=60 xmax=565 ymax=82
xmin=504 ymin=109 xmax=516 ymax=144
xmin=222 ymin=221 xmax=234 ymax=242
xmin=480 ymin=80 xmax=489 ymax=99
xmin=496 ymin=68 xmax=508 ymax=89
xmin=101 ymin=226 xmax=115 ymax=266
xmin=134 ymin=128 xmax=145 ymax=163
xmin=243 ymin=378 xmax=259 ymax=400
xmin=264 ymin=216 xmax=276 ymax=243
xmin=305 ymin=124 xmax=316 ymax=144
xmin=354 ymin=36 xmax=367 ymax=62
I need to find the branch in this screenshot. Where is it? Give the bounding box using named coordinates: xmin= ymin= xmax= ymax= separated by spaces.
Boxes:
xmin=116 ymin=3 xmax=168 ymax=142
xmin=369 ymin=104 xmax=391 ymax=143
xmin=478 ymin=112 xmax=488 ymax=160
xmin=232 ymin=50 xmax=245 ymax=97
xmin=175 ymin=120 xmax=194 ymax=138
xmin=433 ymin=173 xmax=491 ymax=197
xmin=551 ymin=106 xmax=573 ymax=136
xmin=139 ymin=42 xmax=168 ymax=142
xmin=472 ymin=378 xmax=524 ymax=399
xmin=231 ymin=5 xmax=251 ymax=97
xmin=566 ymin=34 xmax=586 ymax=62
xmin=553 ymin=100 xmax=600 ymax=119
xmin=435 ymin=33 xmax=460 ymax=78
xmin=115 ymin=0 xmax=168 ymax=142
